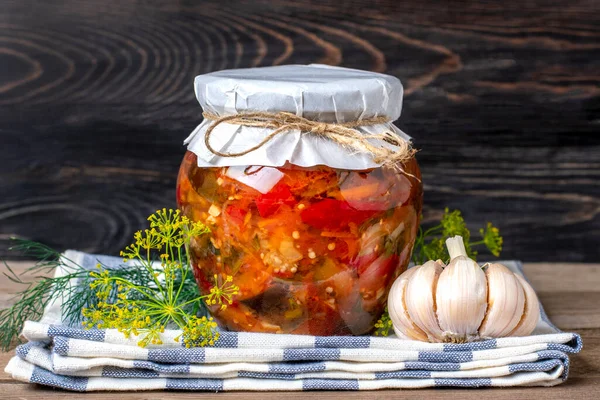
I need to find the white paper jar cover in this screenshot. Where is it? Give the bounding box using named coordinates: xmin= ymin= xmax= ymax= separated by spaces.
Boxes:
xmin=184 ymin=64 xmax=411 ymax=170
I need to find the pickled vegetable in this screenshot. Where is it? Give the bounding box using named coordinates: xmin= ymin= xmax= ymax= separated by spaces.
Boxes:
xmin=177 ymin=151 xmax=422 ymax=335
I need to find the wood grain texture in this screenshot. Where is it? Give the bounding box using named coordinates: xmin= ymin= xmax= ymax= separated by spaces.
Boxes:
xmin=0 ymin=0 xmax=598 ymax=261
xmin=0 ymin=261 xmax=598 ymax=397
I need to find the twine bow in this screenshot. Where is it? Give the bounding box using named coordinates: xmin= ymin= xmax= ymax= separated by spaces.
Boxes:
xmin=202 ymin=111 xmax=416 ymax=169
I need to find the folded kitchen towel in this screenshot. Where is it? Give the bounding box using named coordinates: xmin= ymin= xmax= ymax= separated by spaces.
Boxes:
xmin=4 ymin=251 xmax=582 ymax=391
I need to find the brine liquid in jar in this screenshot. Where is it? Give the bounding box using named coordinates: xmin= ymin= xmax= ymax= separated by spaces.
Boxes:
xmin=177 ymin=151 xmax=422 ymax=336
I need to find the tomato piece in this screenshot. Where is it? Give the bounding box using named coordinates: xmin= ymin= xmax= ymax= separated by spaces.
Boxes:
xmin=300 ymin=199 xmax=380 ymax=230
xmin=380 ymin=169 xmax=414 ymax=208
xmin=224 ymin=205 xmax=247 ymax=228
xmin=255 ymin=183 xmax=296 ymax=217
xmin=358 ymin=254 xmax=399 ymax=312
xmin=323 ymin=238 xmax=361 ymax=263
xmin=358 ymin=254 xmax=402 ymax=315
xmin=350 ymin=223 xmax=388 ymax=273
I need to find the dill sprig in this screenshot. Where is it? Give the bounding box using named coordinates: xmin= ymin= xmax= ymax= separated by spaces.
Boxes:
xmin=0 ymin=240 xmax=91 ymax=350
xmin=0 ymin=209 xmax=239 ymax=350
xmin=82 ymin=208 xmax=239 ymax=348
xmin=0 ymin=240 xmax=175 ymax=350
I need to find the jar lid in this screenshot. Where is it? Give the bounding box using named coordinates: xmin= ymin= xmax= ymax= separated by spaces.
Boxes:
xmin=194 ymin=64 xmax=403 ymax=123
xmin=185 ymin=64 xmax=411 ymax=170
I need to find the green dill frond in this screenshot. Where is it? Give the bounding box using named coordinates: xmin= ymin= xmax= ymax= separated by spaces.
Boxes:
xmin=422 ymin=237 xmax=447 ymax=263
xmin=8 ymin=239 xmax=60 ymax=264
xmin=411 ymin=208 xmax=503 ymax=265
xmin=0 ymin=244 xmax=89 ymax=351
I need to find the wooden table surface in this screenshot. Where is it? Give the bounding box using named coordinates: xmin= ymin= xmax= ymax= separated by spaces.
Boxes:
xmin=0 ymin=261 xmax=598 ymax=398
xmin=1 ymin=0 xmax=599 ymax=397
xmin=1 ymin=0 xmax=599 ymax=263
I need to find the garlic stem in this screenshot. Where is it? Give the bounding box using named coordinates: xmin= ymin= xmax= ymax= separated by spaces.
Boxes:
xmin=446 ymin=236 xmax=467 ymax=260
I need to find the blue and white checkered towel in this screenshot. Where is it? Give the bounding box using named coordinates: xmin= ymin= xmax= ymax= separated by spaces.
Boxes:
xmin=4 ymin=250 xmax=582 ymax=391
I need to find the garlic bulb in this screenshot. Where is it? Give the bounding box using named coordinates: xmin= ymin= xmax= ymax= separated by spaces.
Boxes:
xmin=388 ymin=235 xmax=540 ymax=343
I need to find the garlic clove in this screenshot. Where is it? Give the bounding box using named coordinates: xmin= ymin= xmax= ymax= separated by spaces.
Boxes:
xmin=478 ymin=263 xmax=525 ymax=338
xmin=392 ymin=326 xmax=414 ymax=340
xmin=436 ymin=236 xmax=488 ymax=342
xmin=388 ymin=267 xmax=429 ymax=342
xmin=405 ymin=260 xmax=445 ymax=342
xmin=509 ymin=273 xmax=541 ymax=337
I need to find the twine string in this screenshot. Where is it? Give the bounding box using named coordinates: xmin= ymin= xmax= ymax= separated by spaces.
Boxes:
xmin=202 ymin=111 xmax=417 ymax=169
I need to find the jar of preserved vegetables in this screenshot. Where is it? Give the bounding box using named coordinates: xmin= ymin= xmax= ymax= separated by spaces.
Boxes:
xmin=177 ymin=65 xmax=422 ymax=336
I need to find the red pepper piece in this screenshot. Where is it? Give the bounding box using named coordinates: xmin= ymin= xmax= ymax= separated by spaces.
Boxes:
xmin=255 ymin=183 xmax=296 ymax=218
xmin=224 ymin=205 xmax=247 ymax=228
xmin=300 ymin=199 xmax=380 ymax=230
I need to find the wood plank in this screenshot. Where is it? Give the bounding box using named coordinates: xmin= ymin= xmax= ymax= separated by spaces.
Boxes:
xmin=0 ymin=379 xmax=598 ymax=399
xmin=524 ymin=264 xmax=600 ymax=293
xmin=538 ymin=292 xmax=600 ymax=329
xmin=0 ymin=0 xmax=599 ymax=262
xmin=0 ymin=262 xmax=42 ymax=309
xmin=0 ymin=352 xmax=12 ymax=382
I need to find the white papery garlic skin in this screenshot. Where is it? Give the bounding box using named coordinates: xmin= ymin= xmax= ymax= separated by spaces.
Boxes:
xmin=387 ymin=236 xmax=540 ymax=343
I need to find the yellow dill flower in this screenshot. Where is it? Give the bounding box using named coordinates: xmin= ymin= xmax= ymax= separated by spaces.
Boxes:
xmin=480 ymin=222 xmax=503 ymax=257
xmin=178 ymin=316 xmax=220 ymax=348
xmin=373 ymin=309 xmax=393 ymax=336
xmin=206 ymin=274 xmax=240 ymax=308
xmin=83 ymin=208 xmax=229 ymax=349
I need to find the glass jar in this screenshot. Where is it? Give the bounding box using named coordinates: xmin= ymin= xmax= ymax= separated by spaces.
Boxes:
xmin=178 ymin=64 xmax=421 ymax=335
xmin=177 ymin=152 xmax=422 ymax=335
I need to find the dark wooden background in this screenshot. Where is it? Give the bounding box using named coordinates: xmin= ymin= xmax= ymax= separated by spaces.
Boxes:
xmin=1 ymin=0 xmax=598 ymax=262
